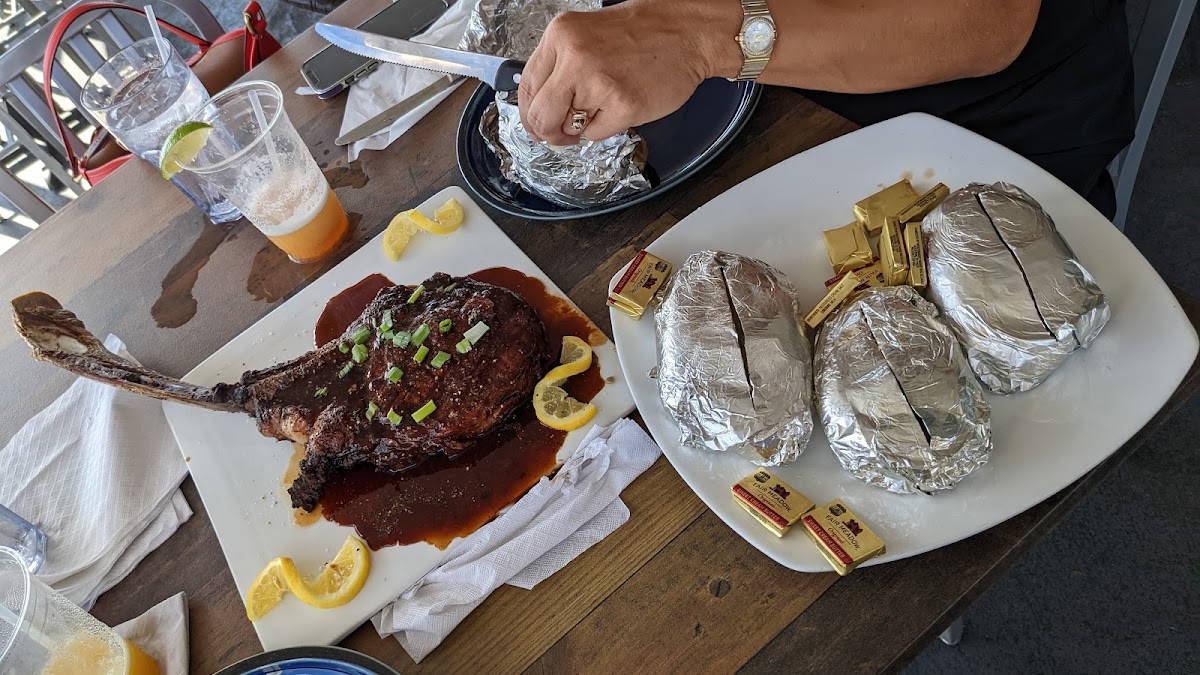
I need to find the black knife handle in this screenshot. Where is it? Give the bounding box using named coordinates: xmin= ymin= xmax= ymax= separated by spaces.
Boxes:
xmin=496 ymin=60 xmax=526 ymax=92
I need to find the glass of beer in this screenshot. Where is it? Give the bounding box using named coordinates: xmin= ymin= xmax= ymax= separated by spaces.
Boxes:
xmin=0 ymin=547 xmax=159 ymax=674
xmin=181 ymin=81 xmax=349 ymax=263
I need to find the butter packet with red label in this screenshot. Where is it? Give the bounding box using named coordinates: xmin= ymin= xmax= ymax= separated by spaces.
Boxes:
xmin=607 ymin=250 xmax=672 ymax=320
xmin=732 ymin=470 xmax=815 ymax=537
xmin=801 ymin=499 xmax=886 ymax=575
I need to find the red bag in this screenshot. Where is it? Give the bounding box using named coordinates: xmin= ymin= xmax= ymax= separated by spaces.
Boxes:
xmin=42 ymin=1 xmax=282 ymax=186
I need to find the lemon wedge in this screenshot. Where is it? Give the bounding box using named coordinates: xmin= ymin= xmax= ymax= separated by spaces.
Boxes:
xmin=533 ymin=336 xmax=597 ymax=431
xmin=382 ymin=212 xmax=419 ymax=261
xmin=405 ymin=197 xmax=464 ymax=235
xmin=243 ymin=535 xmax=370 ymax=621
xmin=245 ymin=556 xmax=297 ymax=622
xmin=290 ymin=535 xmax=371 ymax=609
xmin=159 ymin=121 xmax=213 ymax=180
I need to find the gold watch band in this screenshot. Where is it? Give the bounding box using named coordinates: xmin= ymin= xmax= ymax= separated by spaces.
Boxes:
xmin=736 ymin=0 xmax=774 ymax=81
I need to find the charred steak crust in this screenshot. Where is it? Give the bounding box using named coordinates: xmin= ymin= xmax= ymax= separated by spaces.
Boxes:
xmin=10 ymin=274 xmax=551 ymax=514
xmin=279 ymin=273 xmax=551 ymax=510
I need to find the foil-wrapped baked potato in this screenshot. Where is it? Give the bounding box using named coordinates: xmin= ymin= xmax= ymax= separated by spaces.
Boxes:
xmin=655 ymin=251 xmax=814 ymax=465
xmin=815 ymin=286 xmax=992 ymax=493
xmin=922 ymin=183 xmax=1110 ymax=393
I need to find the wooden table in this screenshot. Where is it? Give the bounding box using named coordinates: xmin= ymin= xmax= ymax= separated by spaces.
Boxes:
xmin=2 ymin=0 xmax=1197 ymax=671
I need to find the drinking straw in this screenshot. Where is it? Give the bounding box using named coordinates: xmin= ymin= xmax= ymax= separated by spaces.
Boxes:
xmin=143 ymin=5 xmax=169 ymax=65
xmin=249 ymin=87 xmax=280 ymax=172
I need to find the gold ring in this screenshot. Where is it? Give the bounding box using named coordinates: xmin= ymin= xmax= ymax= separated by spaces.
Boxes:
xmin=569 ymin=109 xmax=589 ymax=133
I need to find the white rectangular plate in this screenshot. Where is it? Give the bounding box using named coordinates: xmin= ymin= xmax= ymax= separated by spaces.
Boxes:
xmin=610 ymin=113 xmax=1197 ymax=572
xmin=163 ymin=186 xmax=634 ymax=650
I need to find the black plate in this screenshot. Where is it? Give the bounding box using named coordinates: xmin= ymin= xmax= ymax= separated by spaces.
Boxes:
xmin=456 ymin=79 xmax=760 ymax=220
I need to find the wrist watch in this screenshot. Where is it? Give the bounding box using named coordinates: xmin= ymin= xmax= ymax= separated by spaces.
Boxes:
xmin=735 ymin=0 xmax=776 ymax=81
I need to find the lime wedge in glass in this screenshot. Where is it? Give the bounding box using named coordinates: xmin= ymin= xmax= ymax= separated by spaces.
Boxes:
xmin=159 ymin=121 xmax=213 ymax=180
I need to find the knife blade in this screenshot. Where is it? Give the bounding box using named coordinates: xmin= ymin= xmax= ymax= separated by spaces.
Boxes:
xmin=315 ymin=24 xmax=525 ymax=91
xmin=336 ymin=74 xmax=464 ymax=146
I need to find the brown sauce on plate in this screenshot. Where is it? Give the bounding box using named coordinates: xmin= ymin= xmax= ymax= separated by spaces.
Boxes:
xmin=313 ymin=273 xmax=394 ymax=347
xmin=306 ymin=267 xmax=605 ymax=550
xmin=283 ymin=443 xmax=323 ymax=527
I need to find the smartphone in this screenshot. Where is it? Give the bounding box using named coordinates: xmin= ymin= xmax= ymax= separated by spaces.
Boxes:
xmin=302 ymin=0 xmax=451 ymax=99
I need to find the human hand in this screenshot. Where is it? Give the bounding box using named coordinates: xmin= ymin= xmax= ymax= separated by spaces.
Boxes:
xmin=518 ymin=0 xmax=742 ymax=145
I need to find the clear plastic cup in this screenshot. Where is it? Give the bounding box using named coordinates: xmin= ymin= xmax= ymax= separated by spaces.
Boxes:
xmin=0 ymin=505 xmax=45 ymax=573
xmin=181 ymin=81 xmax=350 ymax=263
xmin=0 ymin=547 xmax=159 ymax=674
xmin=81 ymin=37 xmax=239 ymax=224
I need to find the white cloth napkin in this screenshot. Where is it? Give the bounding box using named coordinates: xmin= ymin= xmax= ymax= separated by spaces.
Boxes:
xmin=115 ymin=592 xmax=189 ymax=675
xmin=0 ymin=335 xmax=191 ymax=609
xmin=372 ymin=418 xmax=660 ymax=663
xmin=309 ymin=0 xmax=480 ymax=161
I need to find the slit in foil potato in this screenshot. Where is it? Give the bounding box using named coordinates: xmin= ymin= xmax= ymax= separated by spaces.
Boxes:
xmin=655 ymin=251 xmax=815 ymax=465
xmin=815 ymin=286 xmax=992 ymax=494
xmin=922 ymin=183 xmax=1110 ymax=394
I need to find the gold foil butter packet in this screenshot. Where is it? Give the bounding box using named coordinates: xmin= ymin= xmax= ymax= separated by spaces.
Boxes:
xmin=854 ymin=179 xmax=920 ymax=235
xmin=879 ymin=216 xmax=909 ymax=286
xmin=821 ymin=222 xmax=873 ymax=274
xmin=824 ymin=258 xmax=886 ymax=291
xmin=732 ymin=470 xmax=815 ymax=537
xmin=895 ymin=183 xmax=950 ymax=224
xmin=905 ymin=222 xmax=928 ymax=289
xmin=608 ymin=250 xmax=672 ymax=319
xmin=801 ymin=499 xmax=886 ymax=575
xmin=805 ymin=269 xmax=863 ymax=329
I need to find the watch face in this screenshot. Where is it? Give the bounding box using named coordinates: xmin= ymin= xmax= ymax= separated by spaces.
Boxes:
xmin=742 ymin=17 xmax=775 ymax=58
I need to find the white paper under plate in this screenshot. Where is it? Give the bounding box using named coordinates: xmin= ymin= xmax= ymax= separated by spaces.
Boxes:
xmin=610 ymin=113 xmax=1198 ymax=573
xmin=163 ymin=186 xmax=634 ymax=650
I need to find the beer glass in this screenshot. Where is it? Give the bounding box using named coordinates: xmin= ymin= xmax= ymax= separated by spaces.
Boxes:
xmin=0 ymin=547 xmax=159 ymax=674
xmin=181 ymin=81 xmax=350 ymax=263
xmin=81 ymin=37 xmax=239 ymax=224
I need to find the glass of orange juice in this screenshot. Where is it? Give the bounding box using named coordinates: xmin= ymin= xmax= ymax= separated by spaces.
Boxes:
xmin=0 ymin=547 xmax=158 ymax=674
xmin=181 ymin=81 xmax=349 ymax=263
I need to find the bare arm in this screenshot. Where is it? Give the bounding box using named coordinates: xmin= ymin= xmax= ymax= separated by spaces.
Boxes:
xmin=519 ymin=0 xmax=1040 ymax=144
xmin=710 ymin=0 xmax=1040 ymax=92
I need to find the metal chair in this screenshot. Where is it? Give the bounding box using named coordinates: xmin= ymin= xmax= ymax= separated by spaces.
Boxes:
xmin=0 ymin=0 xmax=224 ymax=224
xmin=1109 ymin=0 xmax=1197 ymax=231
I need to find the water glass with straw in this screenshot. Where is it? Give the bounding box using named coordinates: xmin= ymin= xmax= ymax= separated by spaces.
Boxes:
xmin=0 ymin=547 xmax=160 ymax=674
xmin=80 ymin=7 xmax=239 ymax=224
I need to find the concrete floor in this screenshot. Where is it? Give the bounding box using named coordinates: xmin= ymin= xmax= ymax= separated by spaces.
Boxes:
xmin=51 ymin=1 xmax=1198 ymax=670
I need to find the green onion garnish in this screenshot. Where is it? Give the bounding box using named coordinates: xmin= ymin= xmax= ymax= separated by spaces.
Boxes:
xmin=386 ymin=366 xmax=403 ymax=383
xmin=338 ymin=342 xmax=349 ymax=354
xmin=351 ymin=343 xmax=368 ymax=364
xmin=463 ymin=321 xmax=490 ymax=344
xmin=392 ymin=331 xmax=411 ymax=348
xmin=440 ymin=282 xmax=457 ymax=293
xmin=366 ymin=401 xmax=378 ymax=421
xmin=380 ymin=310 xmax=393 ymax=331
xmin=381 ymin=330 xmax=395 ymax=340
xmin=387 ymin=409 xmax=402 ymax=425
xmin=407 ymin=285 xmax=424 ymax=304
xmin=412 ymin=400 xmax=437 ymax=423
xmin=337 ymin=362 xmax=354 ymax=378
xmin=413 ymin=345 xmax=429 ymax=363
xmin=411 ymin=324 xmax=431 ymax=347
xmin=350 ymin=326 xmax=371 ymax=344
xmin=430 ymin=351 xmax=451 ymax=368
xmin=438 ymin=318 xmax=452 ymax=333
xmin=314 ymin=387 xmax=328 ymax=398
xmin=455 ymin=338 xmax=472 ymax=354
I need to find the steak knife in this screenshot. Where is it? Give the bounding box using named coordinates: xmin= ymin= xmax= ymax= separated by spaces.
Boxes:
xmin=335 ymin=74 xmax=465 ymax=146
xmin=315 ymin=24 xmax=525 ymax=91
